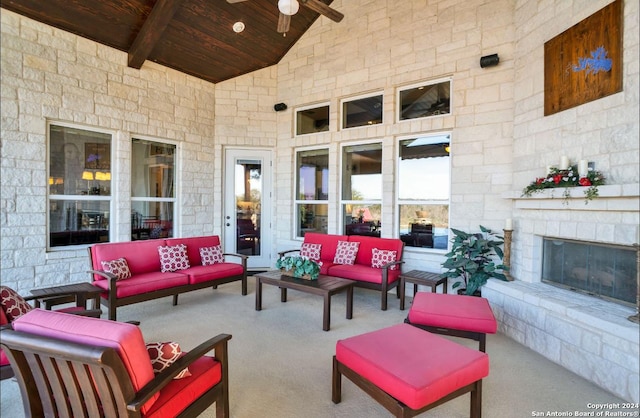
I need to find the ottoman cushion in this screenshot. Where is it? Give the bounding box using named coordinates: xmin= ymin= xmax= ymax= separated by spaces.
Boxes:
xmin=408 ymin=292 xmax=497 ymax=334
xmin=336 ymin=323 xmax=489 ymax=410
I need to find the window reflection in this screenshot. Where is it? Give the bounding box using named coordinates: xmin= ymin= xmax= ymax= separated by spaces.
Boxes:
xmin=296 ymin=149 xmax=329 ymax=237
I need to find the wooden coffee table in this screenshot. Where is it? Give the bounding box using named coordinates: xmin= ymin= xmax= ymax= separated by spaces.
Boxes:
xmin=254 ymin=270 xmax=355 ymax=331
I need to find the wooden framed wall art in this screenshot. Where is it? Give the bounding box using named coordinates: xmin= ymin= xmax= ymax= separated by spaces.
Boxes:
xmin=544 ymin=0 xmax=622 ymax=116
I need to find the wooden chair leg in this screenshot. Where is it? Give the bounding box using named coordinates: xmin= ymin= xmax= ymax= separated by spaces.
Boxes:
xmin=332 ymin=356 xmax=342 ymax=404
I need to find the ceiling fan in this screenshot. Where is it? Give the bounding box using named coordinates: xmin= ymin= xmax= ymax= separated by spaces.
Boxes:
xmin=227 ymin=0 xmax=344 ymax=34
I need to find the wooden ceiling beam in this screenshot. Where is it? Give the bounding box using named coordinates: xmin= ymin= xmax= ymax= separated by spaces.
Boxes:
xmin=128 ymin=0 xmax=184 ymax=69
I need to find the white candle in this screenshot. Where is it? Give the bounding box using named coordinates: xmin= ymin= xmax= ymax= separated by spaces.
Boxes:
xmin=559 ymin=156 xmax=569 ymax=170
xmin=578 ymin=160 xmax=588 ymax=177
xmin=505 ymin=218 xmax=513 ymax=230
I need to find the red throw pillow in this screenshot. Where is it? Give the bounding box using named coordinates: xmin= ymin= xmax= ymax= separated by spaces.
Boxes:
xmin=157 ymin=244 xmax=190 ymax=272
xmin=333 ymin=241 xmax=359 ymax=265
xmin=101 ymin=257 xmax=132 ymax=280
xmin=199 ymin=245 xmax=224 ymax=266
xmin=0 ymin=286 xmax=33 ymax=322
xmin=146 ymin=342 xmax=191 ymax=379
xmin=299 ymin=243 xmax=321 ymax=261
xmin=371 ymin=248 xmax=398 ymax=270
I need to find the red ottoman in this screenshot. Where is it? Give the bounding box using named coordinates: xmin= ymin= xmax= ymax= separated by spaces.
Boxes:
xmin=333 ymin=323 xmax=489 ymax=418
xmin=406 ymin=292 xmax=497 ymax=352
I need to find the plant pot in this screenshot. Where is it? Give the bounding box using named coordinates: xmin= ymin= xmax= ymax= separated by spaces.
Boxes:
xmin=457 ymin=288 xmax=482 ymax=297
xmin=280 ymin=269 xmax=315 ymax=281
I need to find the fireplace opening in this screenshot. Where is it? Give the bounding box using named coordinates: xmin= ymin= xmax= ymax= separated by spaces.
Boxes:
xmin=542 ymin=238 xmax=637 ymax=307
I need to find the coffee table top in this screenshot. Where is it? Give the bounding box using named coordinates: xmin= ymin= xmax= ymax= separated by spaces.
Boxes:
xmin=255 ymin=270 xmax=355 ymax=290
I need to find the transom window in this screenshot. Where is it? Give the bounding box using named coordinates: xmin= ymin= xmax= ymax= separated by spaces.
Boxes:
xmin=296 ymin=104 xmax=330 ymax=135
xmin=398 ymin=79 xmax=451 ymax=121
xmin=341 ymin=94 xmax=383 ymax=129
xmin=397 ymin=133 xmax=451 ymax=249
xmin=48 ymin=123 xmax=112 ymax=248
xmin=131 ymin=139 xmax=176 ymax=240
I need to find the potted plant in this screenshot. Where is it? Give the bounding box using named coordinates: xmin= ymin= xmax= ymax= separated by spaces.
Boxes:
xmin=440 ymin=225 xmax=509 ymax=296
xmin=276 ymin=255 xmax=321 ymax=280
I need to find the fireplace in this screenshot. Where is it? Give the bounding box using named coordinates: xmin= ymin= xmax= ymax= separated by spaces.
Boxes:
xmin=542 ymin=238 xmax=637 ymax=307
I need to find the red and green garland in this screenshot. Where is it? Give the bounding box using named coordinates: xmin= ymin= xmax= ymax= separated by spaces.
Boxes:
xmin=522 ymin=165 xmax=605 ymax=203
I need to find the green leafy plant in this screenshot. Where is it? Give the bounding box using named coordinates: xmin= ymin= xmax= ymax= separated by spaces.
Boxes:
xmin=276 ymin=256 xmax=321 ymax=280
xmin=440 ymin=225 xmax=509 ymax=296
xmin=521 ymin=165 xmax=605 ymax=204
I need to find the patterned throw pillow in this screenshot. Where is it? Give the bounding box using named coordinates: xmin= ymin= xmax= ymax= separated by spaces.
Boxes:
xmin=146 ymin=341 xmax=192 ymax=379
xmin=299 ymin=243 xmax=321 ymax=261
xmin=200 ymin=245 xmax=224 ymax=266
xmin=100 ymin=257 xmax=132 ymax=280
xmin=333 ymin=241 xmax=360 ymax=265
xmin=0 ymin=286 xmax=32 ymax=322
xmin=157 ymin=244 xmax=191 ymax=272
xmin=371 ymin=248 xmax=398 ymax=270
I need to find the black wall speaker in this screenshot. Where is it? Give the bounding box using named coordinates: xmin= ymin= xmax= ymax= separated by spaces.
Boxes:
xmin=480 ymin=54 xmax=499 ymax=68
xmin=274 ymin=103 xmax=287 ymax=112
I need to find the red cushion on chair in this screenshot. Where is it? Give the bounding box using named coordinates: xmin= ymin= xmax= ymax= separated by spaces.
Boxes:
xmin=13 ymin=309 xmax=159 ymax=414
xmin=408 ymin=292 xmax=497 ymax=334
xmin=336 ymin=323 xmax=489 ymax=410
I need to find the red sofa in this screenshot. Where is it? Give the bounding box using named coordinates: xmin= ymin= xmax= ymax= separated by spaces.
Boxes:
xmin=88 ymin=236 xmax=247 ymax=321
xmin=278 ymin=233 xmax=404 ymax=310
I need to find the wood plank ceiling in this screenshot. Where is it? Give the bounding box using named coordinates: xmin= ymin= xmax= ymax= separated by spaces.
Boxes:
xmin=0 ymin=0 xmax=341 ymax=84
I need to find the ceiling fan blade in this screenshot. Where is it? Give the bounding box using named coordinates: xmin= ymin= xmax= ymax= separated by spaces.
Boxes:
xmin=300 ymin=0 xmax=344 ymax=23
xmin=226 ymin=0 xmax=248 ymax=3
xmin=277 ymin=13 xmax=291 ymax=33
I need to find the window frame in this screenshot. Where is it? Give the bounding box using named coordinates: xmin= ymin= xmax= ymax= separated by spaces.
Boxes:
xmin=131 ymin=136 xmax=179 ymax=240
xmin=396 ymin=77 xmax=452 ymax=123
xmin=395 ymin=131 xmax=452 ymax=251
xmin=46 ymin=121 xmax=114 ymax=251
xmin=294 ymin=146 xmax=330 ymax=238
xmin=340 ymin=91 xmax=384 ymax=130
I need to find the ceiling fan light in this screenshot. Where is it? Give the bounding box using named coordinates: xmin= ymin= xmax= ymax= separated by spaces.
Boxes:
xmin=278 ymin=0 xmax=300 ymax=16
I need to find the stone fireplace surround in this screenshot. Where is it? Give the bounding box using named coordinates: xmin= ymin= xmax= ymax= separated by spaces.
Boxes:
xmin=485 ymin=184 xmax=640 ymax=402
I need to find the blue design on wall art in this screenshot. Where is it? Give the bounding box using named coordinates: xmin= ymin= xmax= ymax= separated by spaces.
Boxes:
xmin=572 ymin=46 xmax=612 ymax=75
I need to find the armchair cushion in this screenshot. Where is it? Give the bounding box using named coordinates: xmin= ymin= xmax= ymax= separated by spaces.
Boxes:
xmin=101 ymin=257 xmax=132 ymax=280
xmin=0 ymin=286 xmax=32 ymax=321
xmin=199 ymin=245 xmax=224 ymax=265
xmin=333 ymin=241 xmax=359 ymax=265
xmin=158 ymin=244 xmax=190 ymax=273
xmin=13 ymin=309 xmax=159 ymax=414
xmin=146 ymin=342 xmax=192 ymax=379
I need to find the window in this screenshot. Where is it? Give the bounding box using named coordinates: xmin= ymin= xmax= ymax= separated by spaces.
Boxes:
xmin=398 ymin=79 xmax=451 ymax=121
xmin=48 ymin=123 xmax=112 ymax=248
xmin=341 ymin=143 xmax=382 ymax=236
xmin=295 ymin=148 xmax=329 ymax=237
xmin=296 ymin=104 xmax=329 ymax=135
xmin=131 ymin=139 xmax=176 ymax=240
xmin=397 ymin=133 xmax=451 ymax=249
xmin=341 ymin=93 xmax=383 ymax=129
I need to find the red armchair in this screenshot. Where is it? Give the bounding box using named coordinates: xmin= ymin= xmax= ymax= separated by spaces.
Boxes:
xmin=1 ymin=309 xmax=231 ymax=417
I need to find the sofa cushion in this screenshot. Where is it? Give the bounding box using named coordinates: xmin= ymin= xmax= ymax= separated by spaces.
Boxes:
xmin=336 ymin=323 xmax=489 ymax=410
xmin=165 ymin=236 xmax=221 ymax=268
xmin=299 ymin=243 xmax=321 ymax=261
xmin=13 ymin=309 xmax=159 ymax=413
xmin=90 ymin=239 xmax=164 ymax=279
xmin=101 ymin=257 xmax=132 ymax=280
xmin=371 ymin=248 xmax=398 ymax=270
xmin=0 ymin=286 xmax=32 ymax=321
xmin=348 ymin=235 xmax=404 ymax=267
xmin=184 ymin=263 xmax=245 ymax=285
xmin=92 ymin=271 xmax=190 ymax=298
xmin=158 ymin=244 xmax=191 ymax=272
xmin=302 ymin=233 xmax=348 ymax=263
xmin=327 ymin=263 xmax=400 ymax=284
xmin=146 ymin=341 xmax=191 ymax=379
xmin=333 ymin=241 xmax=360 ymax=265
xmin=199 ymin=245 xmax=224 ymax=265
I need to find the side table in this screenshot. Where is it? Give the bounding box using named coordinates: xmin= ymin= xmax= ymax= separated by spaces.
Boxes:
xmin=399 ymin=270 xmax=447 ymax=310
xmin=30 ymin=282 xmax=102 ymax=311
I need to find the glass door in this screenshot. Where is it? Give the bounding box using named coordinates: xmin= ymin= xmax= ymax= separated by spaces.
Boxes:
xmin=224 ymin=148 xmax=272 ymax=269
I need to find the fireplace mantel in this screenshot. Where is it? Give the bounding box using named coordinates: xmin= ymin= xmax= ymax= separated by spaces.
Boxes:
xmin=502 ymin=184 xmax=640 ymax=211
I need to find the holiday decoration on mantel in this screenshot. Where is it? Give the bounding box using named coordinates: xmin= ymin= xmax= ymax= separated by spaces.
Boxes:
xmin=522 ymin=157 xmax=605 ymax=204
